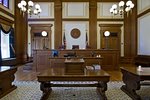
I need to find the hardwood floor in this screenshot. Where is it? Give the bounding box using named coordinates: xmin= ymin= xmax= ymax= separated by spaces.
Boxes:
xmin=14 ymin=63 xmax=137 ymax=81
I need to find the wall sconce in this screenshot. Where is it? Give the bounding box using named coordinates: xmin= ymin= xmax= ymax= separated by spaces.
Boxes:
xmin=41 ymin=31 xmax=47 ymax=49
xmin=104 ymin=31 xmax=110 ymax=49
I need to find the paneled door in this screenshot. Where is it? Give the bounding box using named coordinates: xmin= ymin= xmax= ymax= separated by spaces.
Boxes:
xmin=29 ymin=24 xmax=52 ymax=57
xmin=99 ymin=24 xmax=122 ymax=52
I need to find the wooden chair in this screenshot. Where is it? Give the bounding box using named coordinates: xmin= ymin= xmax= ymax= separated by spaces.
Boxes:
xmin=72 ymin=45 xmax=79 ymax=49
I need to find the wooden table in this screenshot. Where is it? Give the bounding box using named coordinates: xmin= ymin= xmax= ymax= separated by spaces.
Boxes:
xmin=64 ymin=58 xmax=85 ymax=74
xmin=0 ymin=66 xmax=17 ymax=99
xmin=120 ymin=67 xmax=150 ymax=100
xmin=37 ymin=67 xmax=110 ymax=100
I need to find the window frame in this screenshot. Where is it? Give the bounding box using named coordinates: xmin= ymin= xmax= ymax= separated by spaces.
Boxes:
xmin=0 ymin=0 xmax=9 ymax=8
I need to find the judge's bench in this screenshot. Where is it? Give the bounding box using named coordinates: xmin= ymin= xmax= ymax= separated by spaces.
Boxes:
xmin=33 ymin=49 xmax=119 ymax=72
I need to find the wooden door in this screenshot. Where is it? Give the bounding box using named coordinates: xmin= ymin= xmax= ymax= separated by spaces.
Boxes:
xmin=29 ymin=24 xmax=53 ymax=57
xmin=99 ymin=24 xmax=122 ymax=51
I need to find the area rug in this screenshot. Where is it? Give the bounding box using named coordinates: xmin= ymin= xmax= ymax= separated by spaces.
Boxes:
xmin=1 ymin=81 xmax=150 ymax=100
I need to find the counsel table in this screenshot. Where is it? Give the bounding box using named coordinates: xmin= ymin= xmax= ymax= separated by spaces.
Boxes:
xmin=120 ymin=67 xmax=150 ymax=100
xmin=37 ymin=67 xmax=110 ymax=100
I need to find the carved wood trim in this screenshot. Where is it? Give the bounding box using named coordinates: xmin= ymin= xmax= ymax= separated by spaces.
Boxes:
xmin=138 ymin=8 xmax=150 ymax=18
xmin=0 ymin=8 xmax=14 ymax=18
xmin=28 ymin=18 xmax=54 ymax=22
xmin=97 ymin=19 xmax=123 ymax=21
xmin=0 ymin=15 xmax=14 ymax=25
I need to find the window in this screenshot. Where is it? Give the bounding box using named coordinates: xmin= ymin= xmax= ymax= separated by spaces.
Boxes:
xmin=0 ymin=0 xmax=2 ymax=4
xmin=0 ymin=24 xmax=15 ymax=60
xmin=0 ymin=0 xmax=9 ymax=8
xmin=1 ymin=31 xmax=10 ymax=58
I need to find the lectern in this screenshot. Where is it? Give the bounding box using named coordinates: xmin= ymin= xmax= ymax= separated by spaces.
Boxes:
xmin=64 ymin=58 xmax=84 ymax=75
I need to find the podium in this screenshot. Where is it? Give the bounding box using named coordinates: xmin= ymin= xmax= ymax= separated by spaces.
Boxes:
xmin=64 ymin=58 xmax=84 ymax=75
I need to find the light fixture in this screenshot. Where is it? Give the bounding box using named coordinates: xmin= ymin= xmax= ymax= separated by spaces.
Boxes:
xmin=110 ymin=0 xmax=134 ymax=16
xmin=41 ymin=31 xmax=48 ymax=49
xmin=104 ymin=31 xmax=110 ymax=37
xmin=41 ymin=31 xmax=47 ymax=37
xmin=104 ymin=31 xmax=110 ymax=49
xmin=18 ymin=0 xmax=42 ymax=17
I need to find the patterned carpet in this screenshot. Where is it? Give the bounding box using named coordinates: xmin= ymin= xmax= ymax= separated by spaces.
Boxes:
xmin=1 ymin=81 xmax=150 ymax=100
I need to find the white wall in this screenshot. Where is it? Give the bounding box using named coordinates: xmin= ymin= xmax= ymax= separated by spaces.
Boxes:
xmin=138 ymin=13 xmax=150 ymax=55
xmin=28 ymin=2 xmax=54 ymax=19
xmin=138 ymin=0 xmax=150 ymax=14
xmin=62 ymin=2 xmax=89 ymax=18
xmin=97 ymin=2 xmax=123 ymax=19
xmin=137 ymin=0 xmax=150 ymax=55
xmin=63 ymin=22 xmax=89 ymax=49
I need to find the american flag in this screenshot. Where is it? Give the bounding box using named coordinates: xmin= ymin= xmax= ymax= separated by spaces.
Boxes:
xmin=86 ymin=32 xmax=88 ymax=48
xmin=63 ymin=33 xmax=66 ymax=49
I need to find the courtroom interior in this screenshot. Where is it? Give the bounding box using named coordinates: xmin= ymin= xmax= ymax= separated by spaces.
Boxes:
xmin=0 ymin=0 xmax=150 ymax=100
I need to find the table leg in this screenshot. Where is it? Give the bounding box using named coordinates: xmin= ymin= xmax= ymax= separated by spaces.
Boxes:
xmin=96 ymin=81 xmax=108 ymax=100
xmin=121 ymin=70 xmax=141 ymax=100
xmin=40 ymin=82 xmax=52 ymax=100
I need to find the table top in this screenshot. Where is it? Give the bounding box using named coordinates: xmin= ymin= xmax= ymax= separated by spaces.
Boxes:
xmin=64 ymin=58 xmax=85 ymax=63
xmin=120 ymin=67 xmax=150 ymax=76
xmin=37 ymin=67 xmax=110 ymax=81
xmin=0 ymin=66 xmax=16 ymax=72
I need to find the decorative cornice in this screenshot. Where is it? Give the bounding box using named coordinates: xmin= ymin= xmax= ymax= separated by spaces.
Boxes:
xmin=97 ymin=18 xmax=123 ymax=21
xmin=0 ymin=15 xmax=14 ymax=24
xmin=0 ymin=7 xmax=14 ymax=18
xmin=28 ymin=18 xmax=54 ymax=22
xmin=62 ymin=18 xmax=89 ymax=21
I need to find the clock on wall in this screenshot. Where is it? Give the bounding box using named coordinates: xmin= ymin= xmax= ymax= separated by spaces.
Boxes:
xmin=70 ymin=28 xmax=81 ymax=39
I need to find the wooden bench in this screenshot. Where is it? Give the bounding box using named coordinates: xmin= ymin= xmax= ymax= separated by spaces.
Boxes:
xmin=134 ymin=55 xmax=150 ymax=67
xmin=0 ymin=66 xmax=17 ymax=99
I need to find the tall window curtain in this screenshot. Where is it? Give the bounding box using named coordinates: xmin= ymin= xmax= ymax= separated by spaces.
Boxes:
xmin=0 ymin=24 xmax=15 ymax=60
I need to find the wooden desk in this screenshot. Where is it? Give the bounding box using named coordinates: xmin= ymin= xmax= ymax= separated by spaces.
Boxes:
xmin=0 ymin=66 xmax=17 ymax=99
xmin=120 ymin=67 xmax=150 ymax=100
xmin=37 ymin=68 xmax=110 ymax=100
xmin=64 ymin=58 xmax=84 ymax=74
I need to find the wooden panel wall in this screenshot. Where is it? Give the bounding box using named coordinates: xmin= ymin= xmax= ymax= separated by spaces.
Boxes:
xmin=15 ymin=0 xmax=28 ymax=64
xmin=54 ymin=0 xmax=62 ymax=49
xmin=123 ymin=0 xmax=137 ymax=63
xmin=13 ymin=0 xmax=138 ymax=64
xmin=89 ymin=0 xmax=97 ymax=49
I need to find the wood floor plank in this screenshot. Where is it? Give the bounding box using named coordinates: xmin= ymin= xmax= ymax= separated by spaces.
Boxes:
xmin=14 ymin=63 xmax=137 ymax=81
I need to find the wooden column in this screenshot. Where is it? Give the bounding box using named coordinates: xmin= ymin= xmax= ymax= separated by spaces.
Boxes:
xmin=54 ymin=0 xmax=62 ymax=49
xmin=123 ymin=0 xmax=137 ymax=63
xmin=15 ymin=0 xmax=28 ymax=64
xmin=89 ymin=0 xmax=97 ymax=49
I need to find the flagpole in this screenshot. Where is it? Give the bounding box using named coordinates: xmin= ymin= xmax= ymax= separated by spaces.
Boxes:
xmin=85 ymin=29 xmax=88 ymax=49
xmin=63 ymin=29 xmax=66 ymax=49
